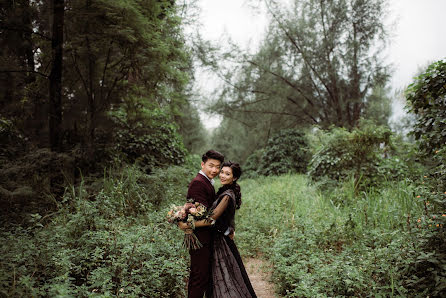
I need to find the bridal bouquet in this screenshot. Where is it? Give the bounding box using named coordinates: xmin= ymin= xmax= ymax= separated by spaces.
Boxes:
xmin=167 ymin=200 xmax=210 ymax=250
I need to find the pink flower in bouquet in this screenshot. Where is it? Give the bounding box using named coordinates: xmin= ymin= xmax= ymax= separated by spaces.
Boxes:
xmin=166 ymin=200 xmax=212 ymax=249
xmin=184 ymin=202 xmax=194 ymax=210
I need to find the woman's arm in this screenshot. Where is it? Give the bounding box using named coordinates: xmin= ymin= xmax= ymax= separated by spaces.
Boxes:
xmin=178 ymin=195 xmax=230 ymax=230
xmin=195 ymin=195 xmax=230 ymax=227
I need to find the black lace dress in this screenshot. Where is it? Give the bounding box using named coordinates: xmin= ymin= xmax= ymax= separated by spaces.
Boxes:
xmin=209 ymin=189 xmax=257 ymax=298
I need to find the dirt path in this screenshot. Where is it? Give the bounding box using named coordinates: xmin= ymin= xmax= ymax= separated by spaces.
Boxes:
xmin=244 ymin=257 xmax=279 ymax=298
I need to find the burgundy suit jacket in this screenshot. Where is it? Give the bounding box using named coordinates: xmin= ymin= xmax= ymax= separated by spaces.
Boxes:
xmin=187 ymin=173 xmax=216 ymax=245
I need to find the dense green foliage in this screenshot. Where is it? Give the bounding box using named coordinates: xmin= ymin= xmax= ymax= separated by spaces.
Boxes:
xmin=236 ymin=174 xmax=445 ymax=297
xmin=0 ymin=0 xmax=207 ymax=221
xmin=402 ymin=59 xmax=446 ymax=295
xmin=308 ymin=123 xmax=390 ymax=184
xmin=405 ymin=59 xmax=446 ymax=189
xmin=1 ymin=0 xmax=196 ymax=155
xmin=403 ymin=181 xmax=446 ymax=296
xmin=405 ymin=59 xmax=446 ymax=155
xmin=110 ymin=102 xmax=187 ymax=170
xmin=245 ymin=129 xmax=310 ymax=176
xmin=0 ymin=165 xmax=193 ymax=297
xmin=307 ymin=121 xmax=422 ymax=190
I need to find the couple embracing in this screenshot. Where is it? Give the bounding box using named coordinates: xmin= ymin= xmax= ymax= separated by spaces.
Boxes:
xmin=178 ymin=150 xmax=257 ymax=298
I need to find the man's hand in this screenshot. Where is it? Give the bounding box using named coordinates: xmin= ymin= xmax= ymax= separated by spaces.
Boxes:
xmin=178 ymin=222 xmax=193 ymax=234
xmin=178 ymin=221 xmax=189 ymax=231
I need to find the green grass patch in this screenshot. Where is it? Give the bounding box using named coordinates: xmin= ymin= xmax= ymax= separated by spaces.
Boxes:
xmin=235 ymin=174 xmax=430 ymax=297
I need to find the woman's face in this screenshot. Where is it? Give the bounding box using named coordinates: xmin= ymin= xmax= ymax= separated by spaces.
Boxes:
xmin=219 ymin=166 xmax=235 ymax=185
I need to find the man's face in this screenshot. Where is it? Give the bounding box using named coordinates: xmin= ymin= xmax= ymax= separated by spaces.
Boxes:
xmin=201 ymin=158 xmax=221 ymax=179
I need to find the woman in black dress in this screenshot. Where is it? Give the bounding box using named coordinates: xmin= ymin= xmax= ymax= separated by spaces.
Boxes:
xmin=180 ymin=161 xmax=256 ymax=297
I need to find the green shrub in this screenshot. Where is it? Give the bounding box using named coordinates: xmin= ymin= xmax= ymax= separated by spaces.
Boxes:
xmin=405 ymin=59 xmax=446 ymax=156
xmin=308 ymin=121 xmax=393 ymax=189
xmin=182 ymin=154 xmax=202 ymax=174
xmin=377 ymin=135 xmax=424 ymax=181
xmin=243 ymin=149 xmax=264 ymax=178
xmin=110 ymin=101 xmax=187 ymax=172
xmin=0 ymin=214 xmax=188 ymax=297
xmin=402 ymin=60 xmax=446 ymax=297
xmin=432 ymin=148 xmax=446 ymax=189
xmin=402 ymin=181 xmax=446 ymax=296
xmin=245 ymin=129 xmax=310 ymax=177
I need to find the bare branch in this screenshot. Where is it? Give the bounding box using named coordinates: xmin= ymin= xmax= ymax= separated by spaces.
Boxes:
xmin=100 ymin=41 xmax=113 ymax=102
xmin=70 ymin=51 xmax=91 ymax=99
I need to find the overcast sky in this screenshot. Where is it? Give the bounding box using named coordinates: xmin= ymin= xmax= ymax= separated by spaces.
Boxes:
xmin=195 ymin=0 xmax=446 ymax=129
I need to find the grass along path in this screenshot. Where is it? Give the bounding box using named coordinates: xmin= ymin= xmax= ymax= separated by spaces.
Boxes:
xmin=235 ymin=174 xmax=425 ymax=296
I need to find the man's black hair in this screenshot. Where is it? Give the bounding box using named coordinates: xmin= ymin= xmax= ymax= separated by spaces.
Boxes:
xmin=202 ymin=150 xmax=224 ymax=163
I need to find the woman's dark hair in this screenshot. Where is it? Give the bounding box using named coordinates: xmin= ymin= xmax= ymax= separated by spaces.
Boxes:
xmin=202 ymin=150 xmax=224 ymax=163
xmin=217 ymin=161 xmax=242 ymax=209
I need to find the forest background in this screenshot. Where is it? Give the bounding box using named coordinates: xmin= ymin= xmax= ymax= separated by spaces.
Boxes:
xmin=0 ymin=0 xmax=445 ymax=297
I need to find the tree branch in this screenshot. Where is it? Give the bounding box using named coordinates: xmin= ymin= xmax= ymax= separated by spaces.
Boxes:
xmin=0 ymin=25 xmax=52 ymax=41
xmin=286 ymin=96 xmax=320 ymax=124
xmin=100 ymin=41 xmax=113 ymax=102
xmin=0 ymin=70 xmax=48 ymax=78
xmin=263 ymin=0 xmax=335 ymax=101
xmin=247 ymin=59 xmax=317 ymax=108
xmin=70 ymin=51 xmax=91 ymax=99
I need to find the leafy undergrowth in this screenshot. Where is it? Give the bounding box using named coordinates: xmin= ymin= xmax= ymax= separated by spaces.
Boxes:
xmin=2 ymin=168 xmax=444 ymax=297
xmin=0 ymin=165 xmax=192 ymax=297
xmin=236 ymin=174 xmax=445 ymax=297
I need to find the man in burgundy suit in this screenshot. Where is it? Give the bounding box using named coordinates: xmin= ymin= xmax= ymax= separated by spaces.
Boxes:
xmin=185 ymin=150 xmax=224 ymax=298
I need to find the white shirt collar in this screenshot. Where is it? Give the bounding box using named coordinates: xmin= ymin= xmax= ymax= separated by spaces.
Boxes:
xmin=199 ymin=170 xmax=215 ymax=185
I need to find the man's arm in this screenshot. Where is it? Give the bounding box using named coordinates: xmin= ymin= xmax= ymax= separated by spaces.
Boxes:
xmin=179 ymin=177 xmax=212 ymax=232
xmin=187 ymin=179 xmax=209 ymax=207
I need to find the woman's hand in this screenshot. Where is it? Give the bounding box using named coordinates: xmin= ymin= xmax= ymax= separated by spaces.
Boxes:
xmin=228 ymin=231 xmax=235 ymax=240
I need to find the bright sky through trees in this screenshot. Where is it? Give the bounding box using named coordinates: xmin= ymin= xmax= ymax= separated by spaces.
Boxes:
xmin=196 ymin=0 xmax=446 ymax=129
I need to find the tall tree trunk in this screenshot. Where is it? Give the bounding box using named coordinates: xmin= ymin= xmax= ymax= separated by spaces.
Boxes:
xmin=350 ymin=22 xmax=361 ymax=128
xmin=84 ymin=0 xmax=96 ymax=161
xmin=48 ymin=0 xmax=64 ymax=152
xmin=86 ymin=35 xmax=96 ymax=160
xmin=23 ymin=0 xmax=35 ymax=84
